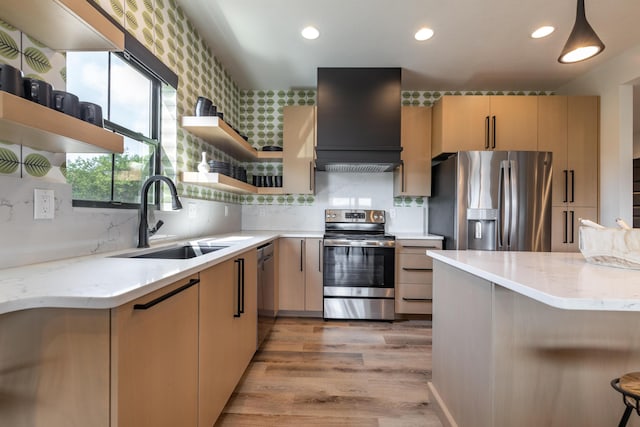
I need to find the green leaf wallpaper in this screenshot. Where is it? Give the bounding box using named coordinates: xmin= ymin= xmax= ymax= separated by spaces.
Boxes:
xmin=23 ymin=47 xmax=52 ymax=74
xmin=0 ymin=30 xmax=19 ymax=60
xmin=23 ymin=153 xmax=52 ymax=177
xmin=0 ymin=146 xmax=19 ymax=175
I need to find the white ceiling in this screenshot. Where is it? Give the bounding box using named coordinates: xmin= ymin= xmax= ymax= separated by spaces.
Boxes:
xmin=176 ymin=0 xmax=640 ymax=91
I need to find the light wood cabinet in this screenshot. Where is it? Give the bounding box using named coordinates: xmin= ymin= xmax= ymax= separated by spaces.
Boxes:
xmin=431 ymin=95 xmax=538 ymax=158
xmin=111 ymin=275 xmax=199 ymax=427
xmin=395 ymin=239 xmax=442 ymax=315
xmin=198 ymin=261 xmax=235 ymax=427
xmin=198 ymin=249 xmax=257 ymax=426
xmin=539 ymin=96 xmax=599 ymax=252
xmin=0 ymin=308 xmax=110 ymax=427
xmin=283 ymin=105 xmax=316 ymax=194
xmin=278 ymin=237 xmax=323 ymax=314
xmin=394 ymin=106 xmax=432 ymax=196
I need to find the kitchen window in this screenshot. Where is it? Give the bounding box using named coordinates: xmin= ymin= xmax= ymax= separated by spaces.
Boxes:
xmin=65 ymin=50 xmax=172 ymax=208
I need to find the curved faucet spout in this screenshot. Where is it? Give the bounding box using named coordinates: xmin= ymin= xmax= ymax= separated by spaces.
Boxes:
xmin=137 ymin=175 xmax=183 ymax=248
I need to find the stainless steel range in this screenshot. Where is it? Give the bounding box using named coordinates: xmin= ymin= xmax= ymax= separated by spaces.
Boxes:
xmin=323 ymin=209 xmax=395 ymax=320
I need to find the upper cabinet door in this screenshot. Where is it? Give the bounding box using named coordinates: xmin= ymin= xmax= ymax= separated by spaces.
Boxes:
xmin=489 ymin=96 xmax=538 ymax=151
xmin=394 ymin=106 xmax=432 ymax=196
xmin=431 ymin=95 xmax=539 ymax=158
xmin=538 ymin=96 xmax=569 ymax=206
xmin=432 ymin=96 xmax=490 ymax=157
xmin=567 ymin=96 xmax=599 ymax=207
xmin=282 ymin=105 xmax=316 ymax=194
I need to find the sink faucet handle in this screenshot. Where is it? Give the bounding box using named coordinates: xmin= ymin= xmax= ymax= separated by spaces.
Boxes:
xmin=149 ymin=220 xmax=164 ymax=236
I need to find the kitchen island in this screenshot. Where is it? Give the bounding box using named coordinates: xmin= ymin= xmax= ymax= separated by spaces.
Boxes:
xmin=427 ymin=250 xmax=640 ymax=427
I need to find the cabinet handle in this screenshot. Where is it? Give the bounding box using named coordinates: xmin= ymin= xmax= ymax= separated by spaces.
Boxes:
xmin=569 ymin=211 xmax=575 ymax=244
xmin=402 ymin=245 xmax=439 ymax=249
xmin=563 ymin=170 xmax=568 ymax=203
xmin=318 ymin=239 xmax=322 ymax=272
xmin=309 ymin=162 xmax=313 ymax=192
xmin=133 ymin=278 xmax=199 ymax=310
xmin=562 ymin=210 xmax=568 ymax=244
xmin=300 ymin=239 xmax=304 ymax=272
xmin=234 ymin=259 xmax=242 ymax=317
xmin=485 ymin=116 xmax=490 ymax=149
xmin=402 ymin=297 xmax=432 ymax=302
xmin=400 ymin=160 xmax=406 ymax=193
xmin=240 ymin=258 xmax=245 ymax=314
xmin=492 ymin=116 xmax=496 ymax=149
xmin=402 ymin=267 xmax=433 ymax=272
xmin=570 ymin=170 xmax=575 ymax=203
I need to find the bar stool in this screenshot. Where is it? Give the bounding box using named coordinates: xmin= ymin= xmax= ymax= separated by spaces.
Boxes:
xmin=611 ymin=372 xmax=640 ymax=427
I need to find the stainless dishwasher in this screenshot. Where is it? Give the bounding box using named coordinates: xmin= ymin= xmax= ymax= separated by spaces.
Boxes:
xmin=257 ymin=242 xmax=276 ymax=349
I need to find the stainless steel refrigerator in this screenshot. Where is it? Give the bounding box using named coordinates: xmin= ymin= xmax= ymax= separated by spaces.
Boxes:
xmin=428 ymin=151 xmax=552 ymax=251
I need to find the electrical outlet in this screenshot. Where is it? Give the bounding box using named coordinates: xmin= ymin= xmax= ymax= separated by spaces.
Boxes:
xmin=389 ymin=208 xmax=396 ymax=219
xmin=224 ymin=205 xmax=229 ymax=217
xmin=259 ymin=206 xmax=266 ymax=217
xmin=34 ymin=189 xmax=55 ymax=220
xmin=188 ymin=203 xmax=197 ymax=219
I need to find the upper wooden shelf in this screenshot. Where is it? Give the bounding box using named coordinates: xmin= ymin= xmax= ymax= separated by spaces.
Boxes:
xmin=0 ymin=91 xmax=124 ymax=153
xmin=182 ymin=116 xmax=282 ymax=162
xmin=181 ymin=172 xmax=285 ymax=195
xmin=0 ymin=0 xmax=125 ymax=51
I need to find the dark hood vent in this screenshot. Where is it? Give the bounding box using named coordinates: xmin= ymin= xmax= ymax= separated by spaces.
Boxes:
xmin=316 ymin=67 xmax=402 ymax=172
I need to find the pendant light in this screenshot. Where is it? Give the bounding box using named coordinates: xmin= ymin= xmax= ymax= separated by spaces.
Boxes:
xmin=558 ymin=0 xmax=605 ymax=63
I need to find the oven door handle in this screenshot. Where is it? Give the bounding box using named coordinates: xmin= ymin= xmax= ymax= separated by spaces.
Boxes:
xmin=323 ymin=239 xmax=395 ymax=248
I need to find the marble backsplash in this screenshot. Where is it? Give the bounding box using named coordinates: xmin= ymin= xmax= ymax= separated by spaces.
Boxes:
xmin=242 ymin=172 xmax=427 ymax=233
xmin=1 ymin=172 xmax=426 ymax=269
xmin=0 ymin=176 xmax=241 ymax=269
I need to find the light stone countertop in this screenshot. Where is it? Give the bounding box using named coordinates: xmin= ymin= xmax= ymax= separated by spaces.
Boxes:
xmin=427 ymin=250 xmax=640 ymax=312
xmin=0 ymin=230 xmax=322 ymax=315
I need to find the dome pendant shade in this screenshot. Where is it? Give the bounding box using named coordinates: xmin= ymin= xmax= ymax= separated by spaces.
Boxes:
xmin=558 ymin=0 xmax=605 ymax=63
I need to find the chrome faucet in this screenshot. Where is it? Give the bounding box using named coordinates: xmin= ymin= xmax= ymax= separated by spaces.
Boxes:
xmin=137 ymin=175 xmax=183 ymax=248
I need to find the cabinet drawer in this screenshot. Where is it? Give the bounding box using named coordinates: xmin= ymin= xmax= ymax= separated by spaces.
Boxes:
xmin=397 ymin=254 xmax=434 ymax=283
xmin=396 ymin=239 xmax=442 ymax=254
xmin=396 ymin=283 xmax=433 ymax=314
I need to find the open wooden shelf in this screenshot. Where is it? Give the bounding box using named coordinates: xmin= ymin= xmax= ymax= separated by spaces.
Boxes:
xmin=0 ymin=0 xmax=124 ymax=51
xmin=181 ymin=172 xmax=285 ymax=195
xmin=0 ymin=91 xmax=124 ymax=153
xmin=182 ymin=116 xmax=257 ymax=161
xmin=182 ymin=172 xmax=255 ymax=194
xmin=182 ymin=116 xmax=282 ymax=162
xmin=257 ymin=151 xmax=284 ymax=161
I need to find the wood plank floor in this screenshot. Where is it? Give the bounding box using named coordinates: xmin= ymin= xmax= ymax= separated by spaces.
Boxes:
xmin=215 ymin=317 xmax=442 ymax=427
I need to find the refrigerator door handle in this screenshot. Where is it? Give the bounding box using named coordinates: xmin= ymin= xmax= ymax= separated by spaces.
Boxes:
xmin=507 ymin=160 xmax=517 ymax=248
xmin=498 ymin=160 xmax=510 ymax=249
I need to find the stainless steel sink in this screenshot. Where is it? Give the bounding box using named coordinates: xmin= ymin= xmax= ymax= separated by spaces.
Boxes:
xmin=117 ymin=244 xmax=228 ymax=259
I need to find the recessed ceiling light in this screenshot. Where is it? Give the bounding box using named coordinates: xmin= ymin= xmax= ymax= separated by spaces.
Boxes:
xmin=301 ymin=26 xmax=320 ymax=40
xmin=415 ymin=27 xmax=434 ymax=41
xmin=531 ymin=26 xmax=555 ymax=39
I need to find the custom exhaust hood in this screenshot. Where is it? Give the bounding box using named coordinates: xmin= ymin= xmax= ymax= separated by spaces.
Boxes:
xmin=315 ymin=67 xmax=402 ymax=172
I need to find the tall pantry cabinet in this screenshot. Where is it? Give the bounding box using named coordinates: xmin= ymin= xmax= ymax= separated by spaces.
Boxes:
xmin=538 ymin=96 xmax=599 ymax=252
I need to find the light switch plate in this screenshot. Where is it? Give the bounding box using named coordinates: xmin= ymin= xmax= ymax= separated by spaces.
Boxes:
xmin=188 ymin=202 xmax=197 ymax=219
xmin=34 ymin=189 xmax=55 ymax=219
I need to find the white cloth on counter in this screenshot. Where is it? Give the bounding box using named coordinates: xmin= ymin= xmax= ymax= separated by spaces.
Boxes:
xmin=579 ymin=227 xmax=640 ymax=269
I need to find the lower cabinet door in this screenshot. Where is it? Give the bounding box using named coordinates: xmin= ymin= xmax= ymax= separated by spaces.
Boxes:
xmin=199 ymin=249 xmax=258 ymax=427
xmin=551 ymin=206 xmax=598 ymax=252
xmin=396 ymin=283 xmax=433 ymax=314
xmin=111 ymin=275 xmax=199 ymax=427
xmin=199 ymin=261 xmax=236 ymax=427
